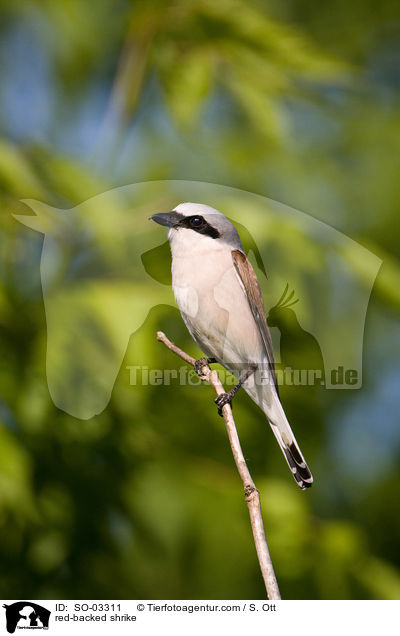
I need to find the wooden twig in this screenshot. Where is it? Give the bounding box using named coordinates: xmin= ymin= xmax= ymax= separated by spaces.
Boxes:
xmin=156 ymin=330 xmax=281 ymax=600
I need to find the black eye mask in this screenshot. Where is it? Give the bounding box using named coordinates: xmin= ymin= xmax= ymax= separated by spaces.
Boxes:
xmin=178 ymin=215 xmax=221 ymax=239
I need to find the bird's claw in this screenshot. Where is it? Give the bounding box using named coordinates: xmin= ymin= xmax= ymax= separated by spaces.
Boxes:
xmin=194 ymin=357 xmax=215 ymax=378
xmin=215 ymin=391 xmax=234 ymax=417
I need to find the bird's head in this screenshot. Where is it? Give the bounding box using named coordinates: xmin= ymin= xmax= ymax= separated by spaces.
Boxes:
xmin=150 ymin=202 xmax=243 ymax=256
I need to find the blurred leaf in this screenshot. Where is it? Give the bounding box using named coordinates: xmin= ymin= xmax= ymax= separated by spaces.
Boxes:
xmin=358 ymin=557 xmax=400 ymax=600
xmin=161 ymin=48 xmax=213 ymax=128
xmin=0 ymin=140 xmax=44 ymax=198
xmin=0 ymin=424 xmax=34 ymax=514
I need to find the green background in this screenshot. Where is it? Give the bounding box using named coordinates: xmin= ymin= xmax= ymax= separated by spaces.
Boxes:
xmin=0 ymin=0 xmax=400 ymax=599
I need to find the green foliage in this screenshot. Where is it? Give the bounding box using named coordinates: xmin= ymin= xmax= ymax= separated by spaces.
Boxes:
xmin=1 ymin=0 xmax=400 ymax=600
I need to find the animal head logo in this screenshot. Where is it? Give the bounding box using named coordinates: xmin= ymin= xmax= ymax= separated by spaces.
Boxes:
xmin=267 ymin=283 xmax=300 ymax=327
xmin=12 ymin=181 xmax=382 ymax=417
xmin=268 ymin=284 xmax=325 ymax=383
xmin=2 ymin=602 xmax=50 ymax=633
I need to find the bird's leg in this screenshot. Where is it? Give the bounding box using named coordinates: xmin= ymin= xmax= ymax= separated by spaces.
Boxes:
xmin=194 ymin=357 xmax=217 ymax=378
xmin=215 ymin=363 xmax=257 ymax=417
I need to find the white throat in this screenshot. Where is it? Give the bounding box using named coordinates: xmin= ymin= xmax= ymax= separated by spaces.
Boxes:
xmin=168 ymin=227 xmax=229 ymax=259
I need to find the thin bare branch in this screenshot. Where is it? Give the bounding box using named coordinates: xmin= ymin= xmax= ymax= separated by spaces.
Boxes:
xmin=156 ymin=330 xmax=281 ymax=600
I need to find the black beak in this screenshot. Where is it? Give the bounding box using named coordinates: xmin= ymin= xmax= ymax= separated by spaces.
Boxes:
xmin=149 ymin=212 xmax=182 ymax=228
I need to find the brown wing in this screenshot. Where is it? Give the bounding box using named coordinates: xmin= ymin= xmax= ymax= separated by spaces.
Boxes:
xmin=232 ymin=249 xmax=279 ymax=395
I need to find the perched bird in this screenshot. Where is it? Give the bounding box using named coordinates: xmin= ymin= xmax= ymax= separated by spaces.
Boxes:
xmin=150 ymin=203 xmax=313 ymax=489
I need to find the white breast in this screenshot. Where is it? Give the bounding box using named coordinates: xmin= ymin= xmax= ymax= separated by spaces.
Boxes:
xmin=170 ymin=231 xmax=262 ymax=366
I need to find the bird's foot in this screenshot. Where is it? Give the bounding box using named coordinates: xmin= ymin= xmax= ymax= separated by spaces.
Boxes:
xmin=215 ymin=390 xmax=235 ymax=417
xmin=194 ymin=357 xmax=216 ymax=378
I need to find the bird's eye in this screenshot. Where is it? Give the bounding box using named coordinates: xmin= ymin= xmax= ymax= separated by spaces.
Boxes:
xmin=190 ymin=216 xmax=205 ymax=228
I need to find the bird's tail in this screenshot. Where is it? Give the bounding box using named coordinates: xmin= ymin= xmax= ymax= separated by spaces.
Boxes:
xmin=236 ymin=369 xmax=313 ymax=489
xmin=250 ymin=382 xmax=313 ymax=489
xmin=268 ymin=416 xmax=313 ymax=490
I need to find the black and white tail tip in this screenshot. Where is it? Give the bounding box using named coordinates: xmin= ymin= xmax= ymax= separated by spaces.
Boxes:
xmin=284 ymin=442 xmax=313 ymax=490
